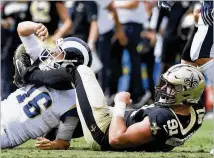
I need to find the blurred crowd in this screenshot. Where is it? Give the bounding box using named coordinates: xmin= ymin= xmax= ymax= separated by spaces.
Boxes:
xmin=1 ymin=1 xmax=213 ymax=111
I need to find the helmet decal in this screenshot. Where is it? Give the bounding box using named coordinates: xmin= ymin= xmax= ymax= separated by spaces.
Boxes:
xmin=155 ymin=64 xmax=205 ymax=106
xmin=184 ymin=73 xmax=199 ymax=90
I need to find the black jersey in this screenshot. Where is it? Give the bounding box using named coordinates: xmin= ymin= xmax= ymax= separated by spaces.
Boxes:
xmin=70 ymin=1 xmax=98 ymax=42
xmin=159 ymin=1 xmax=213 ymax=26
xmin=122 ymin=102 xmax=205 ymax=152
xmin=25 ymin=1 xmax=62 ymax=35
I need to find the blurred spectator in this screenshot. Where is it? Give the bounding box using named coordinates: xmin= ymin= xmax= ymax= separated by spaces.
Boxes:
xmin=25 ymin=1 xmax=72 ymax=48
xmin=94 ymin=0 xmax=127 ymax=96
xmin=109 ymin=0 xmax=148 ymax=104
xmin=1 ymin=1 xmax=28 ymax=100
xmin=68 ymin=1 xmax=98 ymax=51
xmin=135 ymin=1 xmax=158 ymax=103
xmin=66 ymin=1 xmax=102 ymax=73
xmin=155 ymin=2 xmax=192 ymax=73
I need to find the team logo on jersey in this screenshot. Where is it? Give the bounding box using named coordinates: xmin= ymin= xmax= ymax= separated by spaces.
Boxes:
xmin=150 ymin=122 xmax=161 ymax=135
xmin=90 ymin=125 xmax=96 ymax=132
xmin=184 ymin=73 xmax=199 ymax=90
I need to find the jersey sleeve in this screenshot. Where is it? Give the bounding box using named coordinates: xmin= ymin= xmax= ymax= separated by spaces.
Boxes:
xmin=56 ymin=116 xmax=79 ymax=141
xmin=86 ymin=1 xmax=98 ymax=23
xmin=146 ymin=108 xmax=174 ymax=142
xmin=19 ymin=34 xmax=45 ymax=61
xmin=23 ymin=65 xmax=74 ymax=90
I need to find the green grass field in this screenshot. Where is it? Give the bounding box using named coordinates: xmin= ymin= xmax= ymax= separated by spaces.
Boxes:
xmin=1 ymin=120 xmax=213 ymax=158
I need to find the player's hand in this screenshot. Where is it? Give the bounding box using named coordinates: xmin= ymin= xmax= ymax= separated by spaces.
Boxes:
xmin=114 ymin=91 xmax=132 ymax=105
xmin=34 ymin=23 xmax=49 ymax=41
xmin=35 ymin=137 xmax=53 ymax=150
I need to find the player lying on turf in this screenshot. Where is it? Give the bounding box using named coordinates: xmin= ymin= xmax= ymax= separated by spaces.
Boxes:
xmin=15 ymin=45 xmax=206 ymax=151
xmin=0 ymin=21 xmax=90 ymax=149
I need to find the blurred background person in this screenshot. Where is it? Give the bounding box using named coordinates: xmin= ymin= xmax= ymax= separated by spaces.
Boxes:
xmin=66 ymin=1 xmax=102 ymax=73
xmin=1 ymin=1 xmax=28 ymax=100
xmin=154 ymin=2 xmax=196 ymax=73
xmin=25 ymin=1 xmax=72 ymax=48
xmin=67 ymin=1 xmax=98 ymax=49
xmin=108 ymin=0 xmax=149 ymax=105
xmin=95 ymin=0 xmax=127 ymax=97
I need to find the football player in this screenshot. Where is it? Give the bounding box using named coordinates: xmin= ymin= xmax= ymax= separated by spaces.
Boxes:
xmin=16 ymin=52 xmax=206 ymax=151
xmin=0 ymin=21 xmax=92 ymax=149
xmin=159 ymin=1 xmax=214 ymax=154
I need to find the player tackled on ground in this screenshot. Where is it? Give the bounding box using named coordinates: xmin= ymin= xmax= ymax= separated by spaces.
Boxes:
xmin=0 ymin=21 xmax=87 ymax=150
xmin=15 ymin=43 xmax=206 ymax=151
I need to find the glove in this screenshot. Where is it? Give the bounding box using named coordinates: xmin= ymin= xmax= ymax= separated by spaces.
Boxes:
xmin=13 ymin=44 xmax=31 ymax=88
xmin=158 ymin=1 xmax=175 ymax=11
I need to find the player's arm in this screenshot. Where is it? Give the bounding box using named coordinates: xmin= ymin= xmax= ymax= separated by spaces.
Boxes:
xmin=17 ymin=21 xmax=49 ymax=61
xmin=109 ymin=92 xmax=153 ymax=149
xmin=22 ymin=65 xmax=74 ymax=90
xmin=17 ymin=21 xmax=48 ymax=39
xmin=35 ymin=115 xmax=79 ymax=150
xmin=109 ymin=116 xmax=153 ymax=149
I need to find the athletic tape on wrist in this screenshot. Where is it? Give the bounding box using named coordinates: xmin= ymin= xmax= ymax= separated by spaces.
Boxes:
xmin=113 ymin=102 xmax=126 ymax=118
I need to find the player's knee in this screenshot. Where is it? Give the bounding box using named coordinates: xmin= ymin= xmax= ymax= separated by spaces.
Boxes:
xmin=77 ymin=65 xmax=95 ymax=76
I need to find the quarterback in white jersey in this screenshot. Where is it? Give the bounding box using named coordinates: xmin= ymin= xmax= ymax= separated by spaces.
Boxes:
xmin=1 ymin=85 xmax=77 ymax=149
xmin=1 ymin=21 xmax=80 ymax=149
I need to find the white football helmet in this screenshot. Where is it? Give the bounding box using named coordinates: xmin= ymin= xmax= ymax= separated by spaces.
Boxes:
xmin=155 ymin=64 xmax=205 ymax=106
xmin=39 ymin=37 xmax=92 ymax=70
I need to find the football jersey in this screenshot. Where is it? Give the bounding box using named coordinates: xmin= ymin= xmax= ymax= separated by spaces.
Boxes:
xmin=1 ymin=85 xmax=76 ymax=147
xmin=123 ymin=101 xmax=205 ymax=151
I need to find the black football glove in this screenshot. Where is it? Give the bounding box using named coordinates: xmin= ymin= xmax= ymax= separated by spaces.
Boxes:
xmin=13 ymin=44 xmax=31 ymax=88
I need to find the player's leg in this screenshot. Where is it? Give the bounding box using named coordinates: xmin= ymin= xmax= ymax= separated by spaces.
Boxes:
xmin=181 ymin=26 xmax=198 ymax=66
xmin=190 ymin=20 xmax=214 ymax=155
xmin=1 ymin=100 xmax=12 ymax=148
xmin=73 ymin=65 xmax=113 ymax=150
xmin=0 ymin=125 xmax=11 ymax=149
xmin=196 ymin=24 xmax=214 ymax=85
xmin=200 ymin=59 xmax=214 ymax=85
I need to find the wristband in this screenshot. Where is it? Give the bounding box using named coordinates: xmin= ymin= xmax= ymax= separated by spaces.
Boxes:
xmin=113 ymin=101 xmax=126 ymax=118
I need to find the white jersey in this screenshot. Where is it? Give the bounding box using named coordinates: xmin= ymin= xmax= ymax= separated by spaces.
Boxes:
xmin=1 ymin=85 xmax=76 ymax=147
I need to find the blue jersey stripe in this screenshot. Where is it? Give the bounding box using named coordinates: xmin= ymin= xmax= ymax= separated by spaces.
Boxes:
xmin=201 ymin=1 xmax=213 ymax=26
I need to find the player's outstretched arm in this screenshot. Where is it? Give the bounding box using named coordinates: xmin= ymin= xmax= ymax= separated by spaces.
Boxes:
xmin=17 ymin=21 xmax=48 ymax=41
xmin=17 ymin=21 xmax=49 ymax=61
xmin=35 ymin=137 xmax=70 ymax=150
xmin=22 ymin=65 xmax=75 ymax=90
xmin=109 ymin=92 xmax=153 ymax=149
xmin=35 ymin=116 xmax=79 ymax=150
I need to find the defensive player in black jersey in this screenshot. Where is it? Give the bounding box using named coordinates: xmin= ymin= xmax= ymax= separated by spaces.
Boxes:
xmin=159 ymin=1 xmax=213 ymax=154
xmin=15 ymin=42 xmax=206 ymax=151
